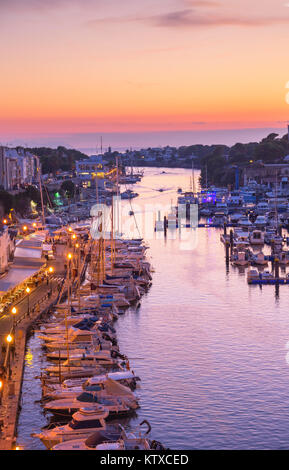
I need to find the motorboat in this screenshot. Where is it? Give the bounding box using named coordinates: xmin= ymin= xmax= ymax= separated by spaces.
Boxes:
xmin=251 ymin=252 xmax=268 ymax=266
xmin=254 ymin=215 xmax=267 ymax=229
xmin=230 ymin=213 xmax=243 ymax=224
xmin=278 ymin=251 xmax=289 ymax=266
xmin=231 ymin=251 xmax=250 ymax=266
xmin=238 ymin=216 xmax=253 ymax=228
xmin=43 ymin=390 xmax=138 ymax=417
xmin=249 ymin=230 xmax=264 ymax=246
xmin=32 ymin=406 xmax=109 ymax=449
xmin=255 ymin=201 xmax=270 ymax=214
xmin=42 ymin=377 xmax=137 ymax=403
xmin=42 ymin=371 xmax=140 ymax=397
xmin=51 ymin=421 xmax=166 ymax=451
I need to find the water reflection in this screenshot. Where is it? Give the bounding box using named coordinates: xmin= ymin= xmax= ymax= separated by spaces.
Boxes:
xmin=17 ymin=168 xmax=289 ymax=450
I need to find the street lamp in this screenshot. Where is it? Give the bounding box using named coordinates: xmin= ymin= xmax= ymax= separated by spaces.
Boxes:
xmin=11 ymin=306 xmax=17 ymax=332
xmin=25 ymin=287 xmax=31 ymax=317
xmin=6 ymin=334 xmax=13 ymax=378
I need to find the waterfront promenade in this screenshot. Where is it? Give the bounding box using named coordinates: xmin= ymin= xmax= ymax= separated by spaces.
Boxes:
xmin=0 ymin=237 xmax=66 ymax=450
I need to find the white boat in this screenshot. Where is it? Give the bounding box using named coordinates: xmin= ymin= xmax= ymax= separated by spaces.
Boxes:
xmin=256 ymin=201 xmax=270 ymax=214
xmin=231 ymin=251 xmax=250 ymax=267
xmin=43 ymin=390 xmax=138 ymax=417
xmin=278 ymin=251 xmax=289 ymax=265
xmin=52 ymin=421 xmax=166 ymax=451
xmin=251 ymin=252 xmax=268 ymax=266
xmin=42 ymin=377 xmax=137 ymax=402
xmin=238 ymin=216 xmax=252 ymax=228
xmin=254 ymin=215 xmax=267 ymax=229
xmin=32 ymin=406 xmax=110 ymax=449
xmin=230 ymin=213 xmax=243 ymax=224
xmin=249 ymin=230 xmax=264 ymax=245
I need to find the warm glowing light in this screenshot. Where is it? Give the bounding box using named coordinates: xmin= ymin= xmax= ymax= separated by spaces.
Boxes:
xmin=6 ymin=334 xmax=13 ymax=344
xmin=0 ymin=380 xmax=3 ymax=390
xmin=75 ymin=243 xmax=79 ymax=248
xmin=48 ymin=267 xmax=54 ymax=273
xmin=68 ymin=227 xmax=72 ymax=232
xmin=3 ymin=219 xmax=7 ymax=224
xmin=25 ymin=287 xmax=31 ymax=294
xmin=72 ymin=234 xmax=76 ymax=240
xmin=32 ymin=222 xmax=37 ymax=227
xmin=23 ymin=226 xmax=27 ymax=231
xmin=67 ymin=253 xmax=73 ymax=260
xmin=11 ymin=307 xmax=17 ymax=315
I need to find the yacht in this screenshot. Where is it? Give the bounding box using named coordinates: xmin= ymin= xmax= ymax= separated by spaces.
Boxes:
xmin=231 ymin=251 xmax=250 ymax=267
xmin=255 ymin=201 xmax=270 ymax=214
xmin=251 ymin=252 xmax=268 ymax=266
xmin=43 ymin=390 xmax=138 ymax=417
xmin=254 ymin=215 xmax=267 ymax=229
xmin=52 ymin=421 xmax=166 ymax=451
xmin=249 ymin=230 xmax=264 ymax=246
xmin=238 ymin=216 xmax=253 ymax=229
xmin=32 ymin=406 xmax=110 ymax=449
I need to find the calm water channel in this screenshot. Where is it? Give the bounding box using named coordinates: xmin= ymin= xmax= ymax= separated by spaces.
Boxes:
xmin=17 ymin=168 xmax=289 ymax=450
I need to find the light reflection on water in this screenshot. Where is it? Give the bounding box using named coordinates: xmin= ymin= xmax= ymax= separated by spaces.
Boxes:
xmin=17 ymin=168 xmax=289 ymax=449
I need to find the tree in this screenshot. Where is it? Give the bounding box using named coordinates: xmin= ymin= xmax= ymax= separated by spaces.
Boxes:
xmin=60 ymin=180 xmax=75 ymax=198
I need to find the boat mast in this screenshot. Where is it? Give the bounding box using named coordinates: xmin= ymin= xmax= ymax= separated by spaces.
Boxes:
xmin=36 ymin=158 xmax=45 ymax=227
xmin=192 ymin=161 xmax=196 ymax=196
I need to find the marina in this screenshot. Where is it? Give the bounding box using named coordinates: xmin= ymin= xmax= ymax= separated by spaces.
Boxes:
xmin=0 ymin=168 xmax=287 ymax=450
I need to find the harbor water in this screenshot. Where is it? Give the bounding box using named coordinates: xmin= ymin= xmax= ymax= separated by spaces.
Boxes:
xmin=17 ymin=168 xmax=289 ymax=449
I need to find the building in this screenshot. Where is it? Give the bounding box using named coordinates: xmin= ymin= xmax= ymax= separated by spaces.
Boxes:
xmin=0 ymin=226 xmax=16 ymax=274
xmin=0 ymin=147 xmax=38 ymax=190
xmin=242 ymin=162 xmax=289 ymax=188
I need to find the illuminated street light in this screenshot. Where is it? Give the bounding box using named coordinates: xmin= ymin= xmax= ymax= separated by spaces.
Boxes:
xmin=6 ymin=334 xmax=12 ymax=344
xmin=23 ymin=225 xmax=28 ymax=232
xmin=48 ymin=267 xmax=54 ymax=273
xmin=25 ymin=287 xmax=31 ymax=317
xmin=67 ymin=253 xmax=73 ymax=260
xmin=3 ymin=219 xmax=7 ymax=225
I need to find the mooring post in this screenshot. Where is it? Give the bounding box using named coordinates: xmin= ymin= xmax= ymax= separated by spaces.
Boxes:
xmin=230 ymin=229 xmax=234 ymax=255
xmin=164 ymin=216 xmax=167 ymax=237
xmin=225 ymin=241 xmax=230 ymax=262
xmin=224 ymin=222 xmax=227 ymax=236
xmin=274 ymin=258 xmax=279 ymax=279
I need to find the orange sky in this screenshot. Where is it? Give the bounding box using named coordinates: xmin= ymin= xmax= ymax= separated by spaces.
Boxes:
xmin=1 ymin=0 xmax=289 ymax=139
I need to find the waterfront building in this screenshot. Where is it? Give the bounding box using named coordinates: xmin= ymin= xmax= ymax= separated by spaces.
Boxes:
xmin=0 ymin=226 xmax=16 ymax=274
xmin=0 ymin=147 xmax=38 ymax=190
xmin=243 ymin=162 xmax=289 ymax=189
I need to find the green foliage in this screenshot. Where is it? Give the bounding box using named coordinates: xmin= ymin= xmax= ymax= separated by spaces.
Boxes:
xmin=60 ymin=180 xmax=75 ymax=198
xmin=27 ymin=146 xmax=88 ymax=175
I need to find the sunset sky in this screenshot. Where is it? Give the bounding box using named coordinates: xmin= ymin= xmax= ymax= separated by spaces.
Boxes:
xmin=1 ymin=0 xmax=289 ymax=150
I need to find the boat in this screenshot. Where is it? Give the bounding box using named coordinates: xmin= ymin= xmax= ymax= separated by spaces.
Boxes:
xmin=278 ymin=251 xmax=289 ymax=266
xmin=238 ymin=216 xmax=253 ymax=228
xmin=43 ymin=390 xmax=138 ymax=417
xmin=230 ymin=213 xmax=243 ymax=224
xmin=254 ymin=215 xmax=267 ymax=229
xmin=249 ymin=230 xmax=264 ymax=246
xmin=51 ymin=421 xmax=166 ymax=451
xmin=212 ymin=212 xmax=227 ymax=226
xmin=32 ymin=406 xmax=110 ymax=449
xmin=251 ymin=251 xmax=268 ymax=266
xmin=255 ymin=201 xmax=270 ymax=214
xmin=231 ymin=251 xmax=250 ymax=267
xmin=120 ymin=190 xmax=138 ymax=200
